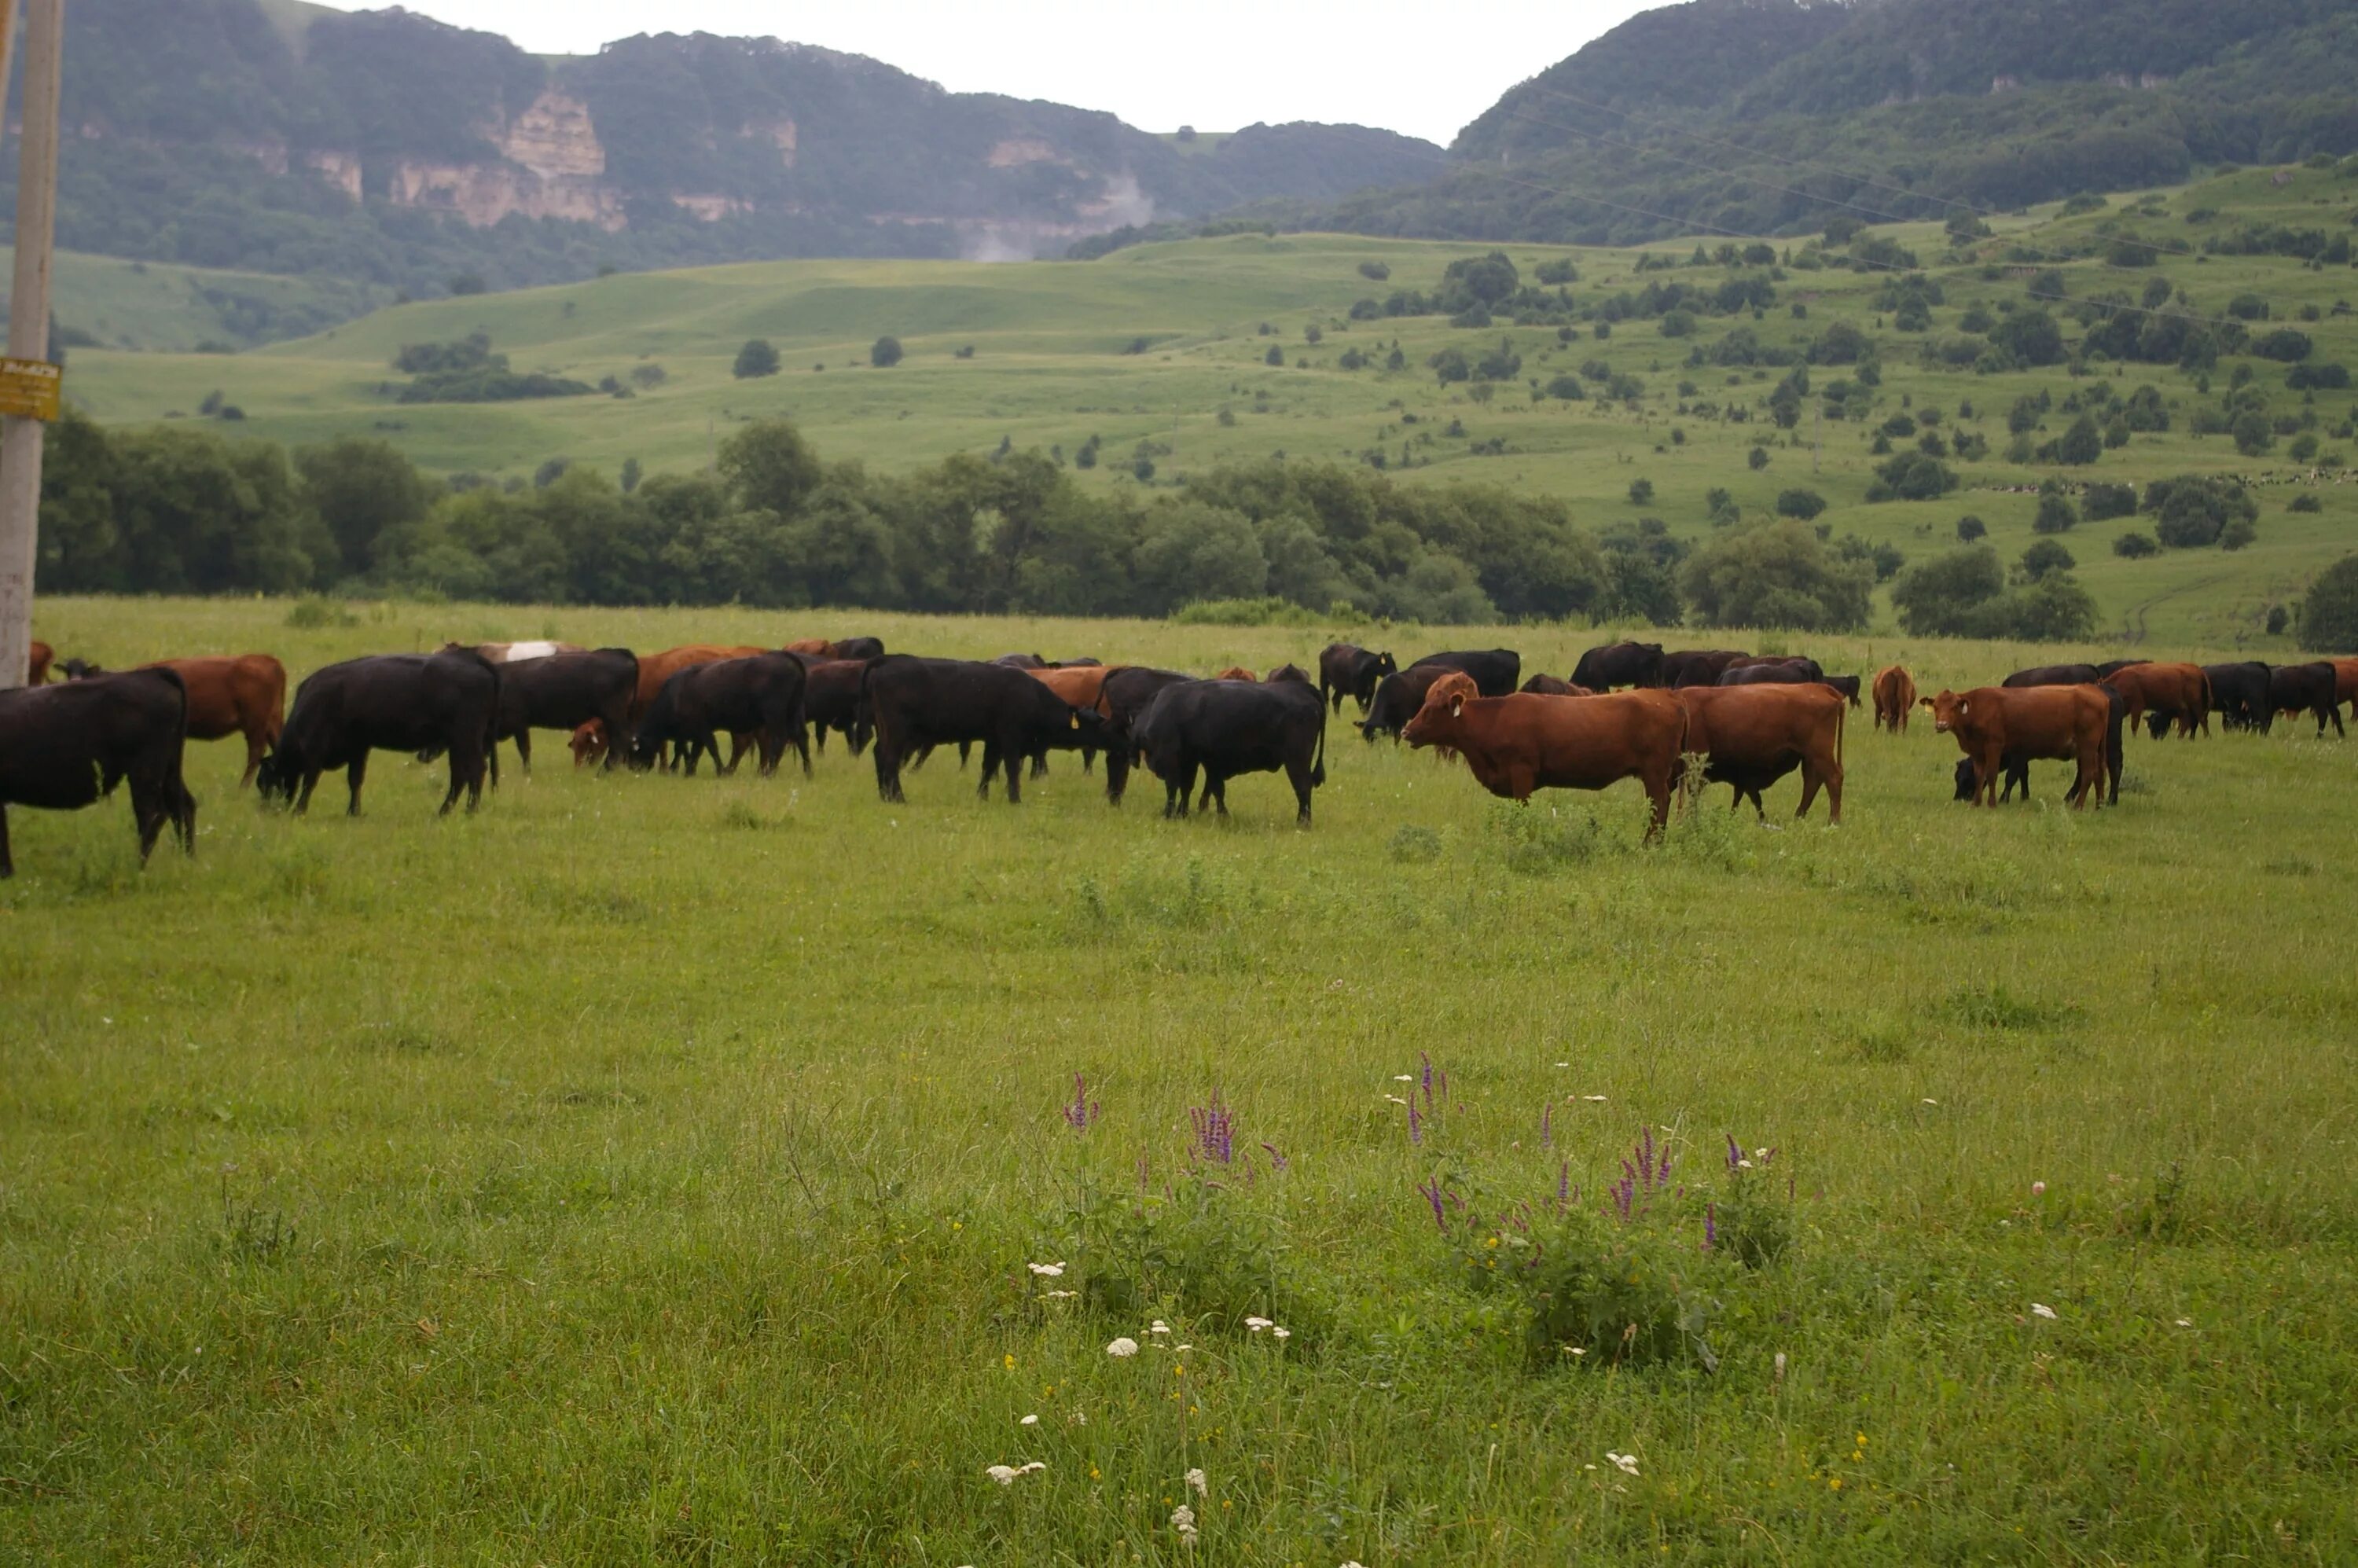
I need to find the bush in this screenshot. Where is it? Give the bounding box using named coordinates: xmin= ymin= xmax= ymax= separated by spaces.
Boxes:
xmin=1678 ymin=520 xmax=1871 ymax=631
xmin=2251 ymin=329 xmax=2314 ymax=362
xmin=1891 ymin=547 xmax=2006 ymax=635
xmin=2290 ymin=492 xmax=2323 ymax=512
xmin=2054 ymin=414 xmax=2103 ymax=465
xmin=2232 ymin=413 xmax=2275 ymax=456
xmin=1265 ymin=345 xmax=1284 ymax=367
xmin=1628 ymin=478 xmax=1655 ymax=505
xmin=1956 ymin=514 xmax=1987 ymax=542
xmin=2082 ymin=482 xmax=2137 ymax=520
xmin=2114 ymin=531 xmax=2159 ymax=557
xmin=2033 ymin=492 xmax=2079 ymax=534
xmin=2304 ymin=555 xmax=2358 ymax=649
xmin=870 ymin=336 xmax=904 ymax=368
xmin=2221 ymin=517 xmax=2257 ymax=551
xmin=1357 ymin=259 xmax=1390 ymax=281
xmin=1868 ymin=452 xmax=1956 ymax=501
xmin=733 ymin=339 xmax=780 ymax=378
xmin=2147 ymin=474 xmax=2260 ymax=548
xmin=1544 ymin=373 xmax=1585 ymax=400
xmin=2019 ymin=538 xmax=2075 ymax=579
xmin=1775 ymin=488 xmax=1827 ymax=520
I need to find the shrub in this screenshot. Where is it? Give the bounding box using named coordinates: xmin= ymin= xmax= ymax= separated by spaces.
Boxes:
xmin=2232 ymin=413 xmax=2275 ymax=456
xmin=2221 ymin=517 xmax=2257 ymax=551
xmin=733 ymin=339 xmax=780 ymax=378
xmin=1775 ymin=488 xmax=1827 ymax=520
xmin=2033 ymin=492 xmax=2079 ymax=534
xmin=1956 ymin=514 xmax=1987 ymax=542
xmin=1628 ymin=478 xmax=1655 ymax=505
xmin=1544 ymin=373 xmax=1585 ymax=400
xmin=2251 ymin=329 xmax=2314 ymax=362
xmin=1891 ymin=546 xmax=2006 ymax=634
xmin=2019 ymin=538 xmax=2076 ymax=579
xmin=2147 ymin=474 xmax=2259 ymax=548
xmin=1747 ymin=446 xmax=1770 ymax=472
xmin=2114 ymin=531 xmax=2159 ymax=557
xmin=1357 ymin=259 xmax=1390 ymax=281
xmin=2290 ymin=492 xmax=2323 ymax=512
xmin=1265 ymin=345 xmax=1284 ymax=367
xmin=870 ymin=336 xmax=904 ymax=368
xmin=2082 ymin=482 xmax=2137 ymax=520
xmin=2054 ymin=414 xmax=2103 ymax=465
xmin=2305 ymin=555 xmax=2358 ymax=649
xmin=1678 ymin=520 xmax=1871 ymax=631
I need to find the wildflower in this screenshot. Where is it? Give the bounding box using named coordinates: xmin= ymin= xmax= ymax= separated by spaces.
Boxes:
xmin=1244 ymin=1316 xmax=1273 ymax=1332
xmin=1003 ymin=1353 xmax=1016 ymax=1371
xmin=984 ymin=1461 xmax=1045 ymax=1485
xmin=1272 ymin=1326 xmax=1291 ymax=1341
xmin=2175 ymin=1318 xmax=2194 ymax=1328
xmin=2030 ymin=1181 xmax=2046 ymax=1196
xmin=1584 ymin=1094 xmax=1607 ymax=1103
xmin=1829 ymin=1476 xmax=1843 ymax=1492
xmin=1189 ymin=1092 xmax=1236 ymax=1166
xmin=1261 ymin=1141 xmax=1288 ymax=1172
xmin=1394 ymin=1074 xmax=1414 ymax=1082
xmin=1773 ymin=1351 xmax=1786 ymax=1383
xmin=1107 ymin=1337 xmax=1140 ymax=1357
xmin=1020 ymin=1414 xmax=1039 ymax=1426
xmin=2030 ymin=1302 xmax=2057 ymax=1320
xmin=1703 ymin=1202 xmax=1717 ymax=1250
xmin=1921 ymin=1097 xmax=1937 ymax=1105
xmin=1383 ymin=1093 xmax=1409 ymax=1106
xmin=1042 ymin=1289 xmax=1077 ymax=1299
xmin=1407 ymin=1100 xmax=1423 ymax=1144
xmin=1569 ymin=1347 xmax=1586 ymax=1357
xmin=1185 ymin=1467 xmax=1207 ymax=1496
xmin=1149 ymin=1320 xmax=1171 ymax=1335
xmin=1063 ymin=1072 xmax=1100 ymax=1131
xmin=1607 ymin=1451 xmax=1640 ymax=1476
xmin=1170 ymin=1503 xmax=1199 ymax=1543
xmin=1027 ymin=1261 xmax=1066 ymax=1277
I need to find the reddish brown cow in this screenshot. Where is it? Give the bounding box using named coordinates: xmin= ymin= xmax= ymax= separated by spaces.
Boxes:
xmin=1214 ymin=666 xmax=1258 ymax=681
xmin=1671 ymin=684 xmax=1845 ymax=823
xmin=783 ymin=637 xmax=831 ymax=655
xmin=1925 ymin=686 xmax=2112 ymax=807
xmin=1519 ymin=674 xmax=1596 ymax=696
xmin=632 ymin=645 xmax=768 ymax=719
xmin=2102 ymin=661 xmax=2210 ymax=738
xmin=571 ymin=720 xmax=608 ymax=767
xmin=1401 ymin=671 xmax=1688 ymax=833
xmin=1871 ymin=665 xmax=1916 ymax=733
xmin=26 ymin=641 xmax=53 ymax=685
xmin=141 ymin=654 xmax=287 ymax=786
xmin=2332 ymin=658 xmax=2358 ymax=721
xmin=1027 ymin=664 xmax=1123 ymax=710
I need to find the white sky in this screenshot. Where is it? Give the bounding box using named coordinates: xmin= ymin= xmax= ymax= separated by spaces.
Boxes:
xmin=300 ymin=0 xmax=1656 ymax=147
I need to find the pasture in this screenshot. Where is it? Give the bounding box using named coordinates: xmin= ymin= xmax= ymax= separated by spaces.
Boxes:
xmin=5 ymin=596 xmax=2356 ymax=1562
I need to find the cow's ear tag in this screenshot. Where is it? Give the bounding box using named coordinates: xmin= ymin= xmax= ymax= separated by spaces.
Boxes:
xmin=1070 ymin=711 xmax=1079 ymax=729
xmin=1449 ymin=694 xmax=1465 ymax=718
xmin=1958 ymin=699 xmax=1969 ymax=714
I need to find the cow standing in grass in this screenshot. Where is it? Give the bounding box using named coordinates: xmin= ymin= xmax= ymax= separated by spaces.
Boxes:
xmin=630 ymin=654 xmax=809 ymax=777
xmin=2268 ymin=661 xmax=2345 ymax=738
xmin=1672 ymin=683 xmax=1846 ymax=823
xmin=143 ymin=654 xmax=286 ymax=787
xmin=1925 ymin=686 xmax=2115 ymax=808
xmin=1401 ymin=671 xmax=1688 ymax=835
xmin=489 ymin=648 xmax=637 ymax=773
xmin=259 ymin=649 xmax=500 ymax=817
xmin=1128 ymin=669 xmax=1328 ymax=825
xmin=861 ymin=656 xmax=1110 ymax=804
xmin=2103 ymin=662 xmax=2211 ymax=740
xmin=1871 ymin=666 xmax=1916 ymax=733
xmin=1570 ymin=640 xmax=1664 ymax=692
xmin=1317 ymin=643 xmax=1397 ymax=714
xmin=0 ymin=668 xmax=196 ymax=878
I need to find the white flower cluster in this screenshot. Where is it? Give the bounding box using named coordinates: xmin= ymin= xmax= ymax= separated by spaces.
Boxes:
xmin=983 ymin=1460 xmax=1045 ymax=1485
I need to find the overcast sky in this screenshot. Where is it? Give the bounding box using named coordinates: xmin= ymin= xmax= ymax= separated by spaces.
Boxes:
xmin=302 ymin=0 xmax=1657 ymax=147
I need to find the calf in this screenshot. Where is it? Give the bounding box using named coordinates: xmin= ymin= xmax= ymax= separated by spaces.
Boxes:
xmin=1672 ymin=683 xmax=1846 ymax=823
xmin=1129 ymin=677 xmax=1328 ymax=824
xmin=492 ymin=648 xmax=638 ymax=772
xmin=861 ymin=656 xmax=1110 ymax=804
xmin=1410 ymin=648 xmax=1521 ymax=696
xmin=144 ymin=653 xmax=286 ymax=786
xmin=1871 ymin=665 xmax=1917 ymax=733
xmin=2103 ymin=662 xmax=2210 ymax=739
xmin=630 ymin=654 xmax=810 ymax=777
xmin=1403 ymin=672 xmax=1688 ymax=833
xmin=2268 ymin=660 xmax=2344 ymax=738
xmin=1317 ymin=642 xmax=1397 ymax=714
xmin=2202 ymin=662 xmax=2272 ymax=731
xmin=1925 ymin=685 xmax=2114 ymax=808
xmin=259 ymin=649 xmax=500 ymax=817
xmin=1362 ymin=663 xmax=1467 ymax=742
xmin=0 ymin=668 xmax=196 ymax=877
xmin=1570 ymin=639 xmax=1665 ymax=691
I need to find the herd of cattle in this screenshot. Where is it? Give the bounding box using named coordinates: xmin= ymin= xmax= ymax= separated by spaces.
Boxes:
xmin=3 ymin=630 xmax=2354 ymax=877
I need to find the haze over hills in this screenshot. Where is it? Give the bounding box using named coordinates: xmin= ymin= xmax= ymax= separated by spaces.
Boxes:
xmin=2 ymin=0 xmax=1439 ymax=302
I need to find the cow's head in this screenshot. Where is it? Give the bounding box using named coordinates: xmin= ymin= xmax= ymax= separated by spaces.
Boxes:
xmin=1923 ymin=690 xmax=1967 ymax=733
xmin=1402 ymin=671 xmax=1479 ymax=751
xmin=1268 ymin=663 xmax=1313 ymax=686
xmin=570 ymin=721 xmax=607 ymax=768
xmin=1372 ymin=650 xmax=1398 ymax=678
xmin=254 ymin=744 xmax=300 ymax=803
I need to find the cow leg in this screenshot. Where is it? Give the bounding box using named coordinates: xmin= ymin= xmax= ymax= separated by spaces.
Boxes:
xmin=1641 ymin=768 xmax=1673 ymax=839
xmin=1004 ymin=747 xmax=1024 ymax=805
xmin=347 ymin=753 xmax=369 ymax=817
xmin=1287 ymin=761 xmax=1314 ymax=826
xmin=1028 ymin=751 xmax=1049 ymax=780
xmin=1205 ymin=773 xmax=1229 ymax=817
xmin=130 ymin=777 xmax=167 ymax=864
xmin=792 ymin=722 xmax=812 ymax=778
xmin=976 ymin=741 xmax=1001 ymax=800
xmin=957 ymin=740 xmax=972 ymax=769
xmin=1105 ymin=744 xmax=1129 ymax=806
xmin=240 ymin=725 xmax=266 ymax=788
xmin=515 ymin=727 xmax=533 ymax=775
xmin=295 ymin=769 xmax=320 ymax=816
xmin=1081 ymin=743 xmax=1096 ymax=775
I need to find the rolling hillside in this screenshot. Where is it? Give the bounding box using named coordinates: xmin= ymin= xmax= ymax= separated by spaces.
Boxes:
xmin=56 ymin=163 xmax=2358 ymax=647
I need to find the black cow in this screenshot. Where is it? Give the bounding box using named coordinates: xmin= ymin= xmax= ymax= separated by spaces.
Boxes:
xmin=492 ymin=648 xmax=637 ymax=773
xmin=799 ymin=658 xmax=871 ymax=755
xmin=990 ymin=652 xmax=1049 ymax=670
xmin=1820 ymin=674 xmax=1862 ymax=707
xmin=1570 ymin=640 xmax=1665 ymax=691
xmin=1661 ymin=648 xmax=1750 ymax=687
xmin=1098 ymin=666 xmax=1195 ymax=802
xmin=630 ymin=654 xmax=810 ymax=777
xmin=2268 ymin=661 xmax=2345 ymax=738
xmin=1717 ymin=657 xmax=1824 ymax=688
xmin=1130 ymin=676 xmax=1328 ymax=825
xmin=1317 ymin=643 xmax=1398 ymax=714
xmin=1409 ymin=648 xmax=1520 ymax=696
xmin=1361 ymin=663 xmax=1465 ymax=742
xmin=1948 ymin=686 xmax=2126 ymax=806
xmin=828 ymin=637 xmax=885 ymax=661
xmin=2203 ymin=662 xmax=2273 ymax=731
xmin=2003 ymin=663 xmax=2101 ymax=689
xmin=860 ymin=656 xmax=1110 ymax=804
xmin=259 ymin=650 xmax=500 ymax=817
xmin=0 ymin=668 xmax=196 ymax=878
xmin=2093 ymin=659 xmax=2150 ymax=679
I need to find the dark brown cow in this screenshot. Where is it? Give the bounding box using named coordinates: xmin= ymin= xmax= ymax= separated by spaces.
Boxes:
xmin=26 ymin=640 xmax=53 ymax=685
xmin=632 ymin=645 xmax=769 ymax=720
xmin=2269 ymin=661 xmax=2345 ymax=737
xmin=1818 ymin=674 xmax=1861 ymax=707
xmin=1871 ymin=665 xmax=1916 ymax=732
xmin=142 ymin=654 xmax=286 ymax=786
xmin=802 ymin=658 xmax=872 ymax=754
xmin=1671 ymin=684 xmax=1846 ymax=823
xmin=2102 ymin=662 xmax=2210 ymax=738
xmin=1317 ymin=643 xmax=1397 ymax=713
xmin=1662 ymin=648 xmax=1751 ymax=688
xmin=1519 ymin=674 xmax=1595 ymax=696
xmin=2330 ymin=659 xmax=2358 ymax=724
xmin=1925 ymin=686 xmax=2112 ymax=808
xmin=1401 ymin=672 xmax=1688 ymax=833
xmin=0 ymin=668 xmax=196 ymax=877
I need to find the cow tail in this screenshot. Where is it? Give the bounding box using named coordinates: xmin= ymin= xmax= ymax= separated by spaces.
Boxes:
xmin=1311 ymin=696 xmax=1328 ymax=788
xmin=854 ymin=656 xmax=880 ymax=753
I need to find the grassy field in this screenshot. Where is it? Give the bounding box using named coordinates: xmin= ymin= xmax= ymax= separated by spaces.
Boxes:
xmin=6 ymin=245 xmax=393 ymax=353
xmin=52 ymin=164 xmax=2358 ymax=646
xmin=5 ymin=596 xmax=2356 ymax=1562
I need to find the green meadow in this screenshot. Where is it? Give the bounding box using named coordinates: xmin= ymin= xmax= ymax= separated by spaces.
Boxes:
xmin=53 ymin=164 xmax=2358 ymax=646
xmin=5 ymin=596 xmax=2356 ymax=1562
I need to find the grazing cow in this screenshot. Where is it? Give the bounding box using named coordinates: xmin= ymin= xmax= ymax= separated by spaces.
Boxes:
xmin=1129 ymin=677 xmax=1328 ymax=824
xmin=1361 ymin=663 xmax=1467 ymax=742
xmin=1401 ymin=673 xmax=1688 ymax=834
xmin=1952 ymin=755 xmax=2030 ymax=804
xmin=0 ymin=668 xmax=196 ymax=877
xmin=991 ymin=652 xmax=1050 ymax=670
xmin=1214 ymin=666 xmax=1259 ymax=682
xmin=571 ymin=721 xmax=608 ymax=768
xmin=2202 ymin=662 xmax=2273 ymax=731
xmin=143 ymin=654 xmax=286 ymax=787
xmin=1268 ymin=663 xmax=1313 ymax=685
xmin=490 ymin=648 xmax=638 ymax=773
xmin=2004 ymin=663 xmax=2101 ymax=689
xmin=1520 ymin=674 xmax=1595 ymax=696
xmin=827 ymin=637 xmax=885 ymax=662
xmin=2268 ymin=660 xmax=2345 ymax=737
xmin=2093 ymin=659 xmax=2150 ymax=679
xmin=1820 ymin=674 xmax=1862 ymax=707
xmin=1409 ymin=648 xmax=1521 ymax=696
xmin=1671 ymin=684 xmax=1846 ymax=822
xmin=1716 ymin=657 xmax=1824 ymax=689
xmin=1924 ymin=685 xmax=2114 ymax=808
xmin=1570 ymin=640 xmax=1666 ymax=691
xmin=2103 ymin=662 xmax=2211 ymax=739
xmin=1871 ymin=665 xmax=1917 ymax=732
xmin=1026 ymin=664 xmax=1125 ymax=774
xmin=477 ymin=640 xmax=583 ymax=664
xmin=25 ymin=641 xmax=53 ymax=685
xmin=861 ymin=656 xmax=1111 ymax=804
xmin=1317 ymin=642 xmax=1398 ymax=714
xmin=258 ymin=649 xmax=499 ymax=817
xmin=1096 ymin=666 xmax=1196 ymax=802
xmin=627 ymin=644 xmax=766 ymax=766
xmin=1660 ymin=648 xmax=1751 ymax=688
xmin=630 ymin=654 xmax=810 ymax=776
xmin=800 ymin=658 xmax=872 ymax=755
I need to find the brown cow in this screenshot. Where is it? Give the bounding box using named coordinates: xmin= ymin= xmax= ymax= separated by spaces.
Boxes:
xmin=1519 ymin=674 xmax=1596 ymax=696
xmin=1671 ymin=684 xmax=1845 ymax=823
xmin=1214 ymin=666 xmax=1258 ymax=681
xmin=1925 ymin=686 xmax=2112 ymax=808
xmin=1401 ymin=671 xmax=1688 ymax=833
xmin=141 ymin=654 xmax=287 ymax=787
xmin=2331 ymin=658 xmax=2358 ymax=722
xmin=632 ymin=645 xmax=767 ymax=718
xmin=1871 ymin=665 xmax=1916 ymax=733
xmin=571 ymin=720 xmax=608 ymax=767
xmin=2102 ymin=662 xmax=2210 ymax=738
xmin=26 ymin=641 xmax=53 ymax=685
xmin=783 ymin=637 xmax=831 ymax=655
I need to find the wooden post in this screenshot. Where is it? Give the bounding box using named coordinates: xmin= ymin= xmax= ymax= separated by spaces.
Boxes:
xmin=0 ymin=0 xmax=62 ymax=691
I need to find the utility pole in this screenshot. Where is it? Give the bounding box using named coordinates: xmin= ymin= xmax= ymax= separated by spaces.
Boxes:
xmin=0 ymin=0 xmax=64 ymax=691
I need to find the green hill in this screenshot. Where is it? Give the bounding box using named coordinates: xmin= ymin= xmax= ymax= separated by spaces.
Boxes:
xmin=3 ymin=245 xmax=390 ymax=351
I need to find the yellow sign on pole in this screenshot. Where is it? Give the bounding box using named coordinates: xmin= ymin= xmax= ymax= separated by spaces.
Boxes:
xmin=0 ymin=357 xmax=61 ymax=421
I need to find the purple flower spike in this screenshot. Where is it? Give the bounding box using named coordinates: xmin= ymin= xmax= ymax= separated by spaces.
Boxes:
xmin=1189 ymin=1092 xmax=1236 ymax=1166
xmin=1063 ymin=1073 xmax=1100 ymax=1132
xmin=1418 ymin=1178 xmax=1447 ymax=1230
xmin=1556 ymin=1158 xmax=1570 ymax=1209
xmin=1407 ymin=1100 xmax=1423 ymax=1145
xmin=1726 ymin=1133 xmax=1742 ymax=1171
xmin=1704 ymin=1202 xmax=1717 ymax=1250
xmin=1420 ymin=1052 xmax=1434 ymax=1108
